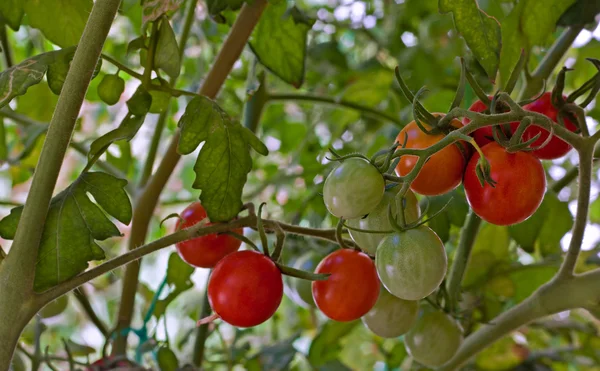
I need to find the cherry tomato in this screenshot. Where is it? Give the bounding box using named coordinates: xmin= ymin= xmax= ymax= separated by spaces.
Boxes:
xmin=395 ymin=114 xmax=467 ymax=196
xmin=208 ymin=250 xmax=283 ymax=327
xmin=464 ymin=142 xmax=545 ymax=226
xmin=405 ymin=309 xmax=463 ymax=367
xmin=462 ymin=98 xmax=518 ymax=147
xmin=362 ymin=285 xmax=419 ymax=338
xmin=347 ymin=188 xmax=420 ymax=255
xmin=376 ymin=225 xmax=447 ymax=300
xmin=323 ymin=158 xmax=385 ymax=219
xmin=520 ymin=92 xmax=578 ymax=160
xmin=175 ymin=202 xmax=242 ymax=268
xmin=87 ymin=356 xmax=132 ymax=371
xmin=312 ymin=249 xmax=380 ymax=322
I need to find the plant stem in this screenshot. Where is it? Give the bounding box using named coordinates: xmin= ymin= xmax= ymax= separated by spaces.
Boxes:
xmin=143 ymin=21 xmax=159 ymax=88
xmin=193 ymin=281 xmax=212 ymax=367
xmin=268 ymin=93 xmax=403 ymax=127
xmin=519 ymin=26 xmax=582 ymax=100
xmin=101 ymin=54 xmax=143 ymax=79
xmin=0 ymin=1 xmax=121 ymax=368
xmin=73 ymin=288 xmax=109 ymax=337
xmin=243 ymin=71 xmax=268 ymax=133
xmin=0 ymin=25 xmax=13 ymax=68
xmin=113 ymin=0 xmax=268 ymax=354
xmin=445 ymin=212 xmax=481 ymax=312
xmin=557 ymin=142 xmax=594 ymax=278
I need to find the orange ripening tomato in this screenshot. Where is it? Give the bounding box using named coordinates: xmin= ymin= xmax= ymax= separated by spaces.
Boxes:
xmin=462 ymin=98 xmax=519 ymax=147
xmin=395 ymin=114 xmax=468 ymax=196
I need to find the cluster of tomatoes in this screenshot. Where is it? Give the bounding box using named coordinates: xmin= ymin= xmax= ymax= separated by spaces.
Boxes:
xmin=398 ymin=92 xmax=576 ymax=226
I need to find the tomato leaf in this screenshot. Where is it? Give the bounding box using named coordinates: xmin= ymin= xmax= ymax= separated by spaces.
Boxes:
xmin=46 ymin=47 xmax=101 ymax=95
xmin=40 ymin=295 xmax=69 ymax=318
xmin=0 ymin=0 xmax=24 ymax=30
xmin=206 ymin=0 xmax=247 ymax=23
xmin=177 ymin=96 xmax=268 ymax=222
xmin=499 ymin=0 xmax=576 ymax=85
xmin=152 ymin=253 xmax=194 ymax=319
xmin=245 ymin=336 xmax=297 ymax=371
xmin=63 ymin=339 xmax=96 ymax=356
xmin=157 ymin=347 xmax=179 ymax=371
xmin=142 ymin=0 xmax=184 ymax=27
xmin=509 ymin=192 xmax=573 ymax=255
xmin=0 ymin=172 xmax=132 ymax=292
xmin=24 ymin=0 xmax=93 ymax=47
xmin=88 ymin=114 xmax=146 ymax=161
xmin=249 ymin=0 xmax=314 ymax=88
xmin=558 ymin=0 xmax=600 ymax=26
xmin=439 ymin=0 xmax=501 ymax=81
xmin=308 ymin=321 xmax=359 ymax=367
xmin=463 ymin=223 xmax=510 ymax=287
xmin=154 ymin=18 xmax=181 ymax=80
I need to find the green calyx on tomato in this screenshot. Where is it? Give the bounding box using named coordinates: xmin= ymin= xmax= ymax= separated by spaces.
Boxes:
xmin=405 ymin=309 xmax=464 ymax=368
xmin=323 ymin=157 xmax=385 ymax=219
xmin=375 ymin=225 xmax=447 ymax=301
xmin=362 ymin=285 xmax=419 ymax=338
xmin=347 ymin=188 xmax=420 ymax=255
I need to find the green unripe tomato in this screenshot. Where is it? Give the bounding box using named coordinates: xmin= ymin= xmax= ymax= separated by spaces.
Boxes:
xmin=405 ymin=309 xmax=463 ymax=367
xmin=376 ymin=225 xmax=447 ymax=300
xmin=97 ymin=74 xmax=125 ymax=105
xmin=348 ymin=188 xmax=420 ymax=255
xmin=362 ymin=285 xmax=418 ymax=338
xmin=323 ymin=158 xmax=385 ymax=219
xmin=286 ymin=252 xmax=320 ymax=308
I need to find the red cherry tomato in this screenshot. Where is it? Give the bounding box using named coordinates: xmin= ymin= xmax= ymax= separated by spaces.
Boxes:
xmin=520 ymin=92 xmax=578 ymax=160
xmin=175 ymin=202 xmax=243 ymax=268
xmin=312 ymin=249 xmax=380 ymax=322
xmin=395 ymin=114 xmax=467 ymax=196
xmin=208 ymin=250 xmax=283 ymax=327
xmin=464 ymin=142 xmax=546 ymax=226
xmin=462 ymin=98 xmax=518 ymax=147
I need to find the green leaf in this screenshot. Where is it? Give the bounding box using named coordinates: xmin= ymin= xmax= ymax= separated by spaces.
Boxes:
xmin=46 ymin=47 xmax=79 ymax=95
xmin=0 ymin=0 xmax=24 ymax=30
xmin=205 ymin=0 xmax=246 ymax=22
xmin=249 ymin=0 xmax=313 ymax=88
xmin=245 ymin=336 xmax=297 ymax=371
xmin=308 ymin=321 xmax=359 ymax=367
xmin=10 ymin=352 xmax=26 ymax=371
xmin=24 ymin=0 xmax=93 ymax=47
xmin=590 ymin=196 xmax=600 ymax=224
xmin=422 ymin=189 xmax=469 ymax=243
xmin=463 ymin=223 xmax=510 ymax=287
xmin=0 ymin=54 xmax=51 ymax=109
xmin=40 ymin=295 xmax=69 ymax=318
xmin=509 ymin=193 xmax=573 ymax=255
xmin=142 ymin=0 xmax=184 ymax=27
xmin=127 ymin=85 xmax=153 ymax=116
xmin=64 ymin=339 xmax=96 ymax=356
xmin=0 ymin=172 xmax=132 ymax=292
xmin=558 ymin=0 xmax=600 ymax=26
xmin=149 ymin=89 xmax=171 ymax=114
xmin=154 ymin=18 xmax=181 ymax=80
xmin=177 ymin=96 xmax=268 ymax=222
xmin=106 ymin=140 xmax=134 ymax=175
xmin=157 ymin=347 xmax=179 ymax=371
xmin=127 ymin=36 xmax=147 ymax=55
xmin=341 ymin=69 xmax=394 ymax=108
xmin=153 ymin=253 xmax=194 ymax=319
xmin=439 ymin=0 xmax=501 ymax=81
xmin=507 ymin=264 xmax=558 ymax=303
xmin=88 ymin=114 xmax=146 ymax=160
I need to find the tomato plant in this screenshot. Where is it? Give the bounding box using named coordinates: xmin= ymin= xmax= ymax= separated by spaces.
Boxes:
xmin=520 ymin=92 xmax=578 ymax=160
xmin=462 ymin=98 xmax=519 ymax=147
xmin=464 ymin=142 xmax=546 ymax=225
xmin=361 ymin=285 xmax=419 ymax=338
xmin=312 ymin=249 xmax=380 ymax=322
xmin=405 ymin=309 xmax=464 ymax=368
xmin=347 ymin=188 xmax=420 ymax=254
xmin=207 ymin=250 xmax=283 ymax=327
xmin=395 ymin=116 xmax=466 ymax=196
xmin=175 ymin=202 xmax=243 ymax=268
xmin=323 ymin=158 xmax=385 ymax=219
xmin=285 ymin=251 xmax=320 ymax=308
xmin=375 ymin=225 xmax=447 ymax=300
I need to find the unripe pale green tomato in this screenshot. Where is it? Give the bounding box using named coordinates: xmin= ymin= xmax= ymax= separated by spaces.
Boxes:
xmin=285 ymin=252 xmax=320 ymax=308
xmin=323 ymin=158 xmax=385 ymax=219
xmin=405 ymin=310 xmax=463 ymax=367
xmin=362 ymin=285 xmax=419 ymax=338
xmin=375 ymin=225 xmax=447 ymax=300
xmin=97 ymin=74 xmax=125 ymax=106
xmin=348 ymin=188 xmax=420 ymax=255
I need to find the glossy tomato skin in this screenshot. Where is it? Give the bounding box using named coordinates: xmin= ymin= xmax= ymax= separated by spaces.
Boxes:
xmin=347 ymin=188 xmax=420 ymax=255
xmin=208 ymin=250 xmax=283 ymax=327
xmin=323 ymin=158 xmax=385 ymax=219
xmin=175 ymin=202 xmax=243 ymax=268
xmin=462 ymin=99 xmax=518 ymax=147
xmin=521 ymin=92 xmax=578 ymax=160
xmin=312 ymin=249 xmax=380 ymax=322
xmin=395 ymin=114 xmax=467 ymax=196
xmin=362 ymin=285 xmax=419 ymax=338
xmin=405 ymin=309 xmax=463 ymax=368
xmin=464 ymin=142 xmax=545 ymax=226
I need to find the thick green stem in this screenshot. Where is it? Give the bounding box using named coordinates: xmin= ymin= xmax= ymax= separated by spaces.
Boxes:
xmin=0 ymin=25 xmax=13 ymax=68
xmin=268 ymin=93 xmax=403 ymax=126
xmin=193 ymin=282 xmax=212 ymax=367
xmin=113 ymin=0 xmax=268 ymax=353
xmin=445 ymin=212 xmax=481 ymax=312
